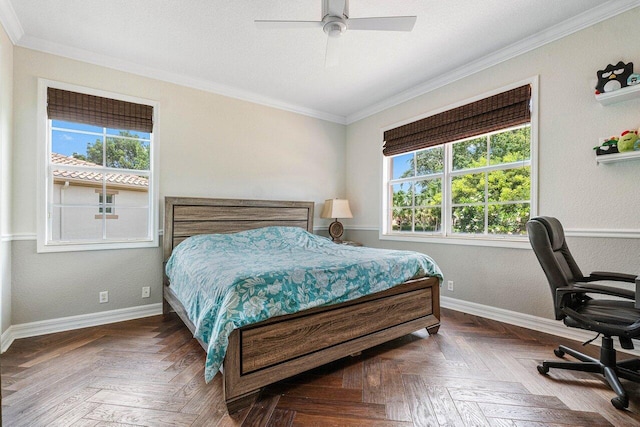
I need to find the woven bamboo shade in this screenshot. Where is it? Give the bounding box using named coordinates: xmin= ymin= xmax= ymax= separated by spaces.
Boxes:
xmin=383 ymin=85 xmax=531 ymax=156
xmin=47 ymin=88 xmax=154 ymax=133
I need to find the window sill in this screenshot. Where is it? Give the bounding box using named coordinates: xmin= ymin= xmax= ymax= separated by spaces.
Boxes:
xmin=379 ymin=232 xmax=531 ymax=249
xmin=94 ymin=214 xmax=119 ymax=220
xmin=37 ymin=238 xmax=158 ymax=253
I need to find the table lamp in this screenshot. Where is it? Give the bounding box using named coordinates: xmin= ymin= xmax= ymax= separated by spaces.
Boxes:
xmin=320 ymin=199 xmax=353 ymax=241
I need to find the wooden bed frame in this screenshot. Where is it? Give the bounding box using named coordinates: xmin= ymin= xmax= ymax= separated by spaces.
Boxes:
xmin=162 ymin=196 xmax=440 ymax=412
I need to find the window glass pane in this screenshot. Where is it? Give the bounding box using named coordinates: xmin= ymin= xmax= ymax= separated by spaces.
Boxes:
xmin=451 ymin=206 xmax=485 ymax=234
xmin=488 ymin=203 xmax=530 ymax=235
xmin=391 ymin=153 xmax=414 ymax=179
xmin=490 ymin=126 xmax=531 ymax=165
xmin=391 ymin=208 xmax=413 ymax=232
xmin=51 ymin=206 xmax=103 ymax=241
xmin=415 ymin=179 xmax=442 ymax=207
xmin=51 ymin=130 xmax=103 ymax=166
xmin=451 ymin=173 xmax=485 ymax=204
xmin=392 ymin=183 xmax=413 ymax=207
xmin=107 ymin=128 xmax=151 ymax=140
xmin=52 ymin=120 xmax=102 ymax=134
xmin=106 ymin=207 xmax=149 ymax=239
xmin=452 ymin=136 xmax=487 ymax=171
xmin=415 ymin=146 xmax=444 ymax=175
xmin=52 ymin=168 xmax=104 ymax=190
xmin=488 ymin=167 xmax=530 ymax=203
xmin=415 ymin=208 xmax=441 ymax=232
xmin=105 ymin=181 xmax=149 ymax=208
xmin=52 ymin=170 xmax=104 ymax=240
xmin=106 ymin=135 xmax=150 ymax=170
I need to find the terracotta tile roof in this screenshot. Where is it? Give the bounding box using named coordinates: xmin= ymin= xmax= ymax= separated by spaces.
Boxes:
xmin=51 ymin=152 xmax=149 ymax=188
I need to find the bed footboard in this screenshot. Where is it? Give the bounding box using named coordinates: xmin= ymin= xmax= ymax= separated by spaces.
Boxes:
xmin=222 ymin=276 xmax=440 ymax=412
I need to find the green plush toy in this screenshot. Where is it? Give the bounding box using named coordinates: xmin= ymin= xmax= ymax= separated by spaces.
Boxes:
xmin=618 ymin=130 xmax=639 ymax=152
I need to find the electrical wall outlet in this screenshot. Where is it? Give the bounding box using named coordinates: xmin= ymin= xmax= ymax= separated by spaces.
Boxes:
xmin=447 ymin=280 xmax=454 ymax=291
xmin=99 ymin=291 xmax=109 ymax=303
xmin=141 ymin=286 xmax=150 ymax=298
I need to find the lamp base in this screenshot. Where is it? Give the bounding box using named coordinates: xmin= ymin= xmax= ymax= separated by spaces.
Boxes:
xmin=328 ymin=219 xmax=344 ymax=241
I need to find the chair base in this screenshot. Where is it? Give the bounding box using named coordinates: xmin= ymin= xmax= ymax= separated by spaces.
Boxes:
xmin=537 ymin=336 xmax=640 ymax=409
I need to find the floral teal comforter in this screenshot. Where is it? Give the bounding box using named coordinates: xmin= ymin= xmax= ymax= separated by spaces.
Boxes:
xmin=165 ymin=226 xmax=443 ymax=382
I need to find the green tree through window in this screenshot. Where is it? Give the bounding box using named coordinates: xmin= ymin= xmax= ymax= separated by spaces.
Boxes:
xmin=389 ymin=125 xmax=531 ymax=236
xmin=72 ymin=131 xmax=150 ymax=170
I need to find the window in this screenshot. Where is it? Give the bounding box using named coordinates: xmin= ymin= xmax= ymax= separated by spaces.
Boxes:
xmin=382 ymin=81 xmax=537 ymax=245
xmin=96 ymin=191 xmax=117 ymax=219
xmin=37 ymin=80 xmax=159 ymax=252
xmin=98 ymin=193 xmax=115 ymax=215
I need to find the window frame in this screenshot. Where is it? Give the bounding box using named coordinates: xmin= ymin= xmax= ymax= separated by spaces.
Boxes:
xmin=36 ymin=79 xmax=160 ymax=253
xmin=380 ymin=77 xmax=538 ymax=249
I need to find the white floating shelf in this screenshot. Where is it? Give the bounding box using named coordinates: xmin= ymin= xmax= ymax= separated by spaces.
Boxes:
xmin=595 ymin=84 xmax=640 ymax=105
xmin=596 ymin=150 xmax=640 ymax=164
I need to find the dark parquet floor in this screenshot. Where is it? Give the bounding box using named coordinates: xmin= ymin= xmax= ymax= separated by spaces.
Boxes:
xmin=3 ymin=308 xmax=640 ymax=426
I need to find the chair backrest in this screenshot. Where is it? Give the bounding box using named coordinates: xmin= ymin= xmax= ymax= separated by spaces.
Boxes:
xmin=526 ymin=216 xmax=585 ymax=319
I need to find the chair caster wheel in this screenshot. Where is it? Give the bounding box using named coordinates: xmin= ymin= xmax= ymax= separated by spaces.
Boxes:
xmin=553 ymin=349 xmax=565 ymax=358
xmin=537 ymin=364 xmax=549 ymax=375
xmin=611 ymin=396 xmax=628 ymax=410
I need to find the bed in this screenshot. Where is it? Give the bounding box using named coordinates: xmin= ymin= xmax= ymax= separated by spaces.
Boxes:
xmin=162 ymin=196 xmax=442 ymax=412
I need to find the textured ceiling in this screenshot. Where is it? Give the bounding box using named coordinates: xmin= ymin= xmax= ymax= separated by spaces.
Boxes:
xmin=3 ymin=0 xmax=638 ymax=123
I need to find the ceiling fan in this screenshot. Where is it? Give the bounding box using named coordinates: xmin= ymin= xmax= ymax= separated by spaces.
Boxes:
xmin=255 ymin=0 xmax=417 ymax=67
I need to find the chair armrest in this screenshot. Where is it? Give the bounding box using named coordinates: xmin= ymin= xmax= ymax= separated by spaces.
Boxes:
xmin=579 ymin=271 xmax=638 ymax=283
xmin=575 ymin=284 xmax=635 ymax=299
xmin=557 ymin=285 xmax=635 ymax=301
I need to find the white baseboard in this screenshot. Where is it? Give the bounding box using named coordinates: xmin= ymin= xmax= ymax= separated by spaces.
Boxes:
xmin=441 ymin=296 xmax=640 ymax=356
xmin=2 ymin=298 xmax=638 ymax=357
xmin=1 ymin=303 xmax=162 ymax=353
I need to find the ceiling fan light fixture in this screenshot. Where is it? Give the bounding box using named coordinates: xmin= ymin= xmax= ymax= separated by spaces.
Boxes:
xmin=323 ymin=17 xmax=346 ymax=37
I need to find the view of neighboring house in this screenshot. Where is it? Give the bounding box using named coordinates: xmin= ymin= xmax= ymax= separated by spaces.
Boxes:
xmin=51 ymin=152 xmax=149 ymax=241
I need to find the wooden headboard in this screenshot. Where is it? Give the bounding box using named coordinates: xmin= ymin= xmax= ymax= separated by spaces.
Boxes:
xmin=163 ymin=197 xmax=315 ymax=262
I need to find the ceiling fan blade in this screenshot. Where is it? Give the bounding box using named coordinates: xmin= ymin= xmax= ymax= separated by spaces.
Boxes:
xmin=347 ymin=16 xmax=417 ymax=31
xmin=327 ymin=0 xmax=347 ymax=17
xmin=325 ymin=34 xmax=342 ymax=68
xmin=255 ymin=20 xmax=322 ymax=30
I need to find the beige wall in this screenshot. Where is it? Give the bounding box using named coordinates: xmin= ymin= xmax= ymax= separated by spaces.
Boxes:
xmin=0 ymin=21 xmax=13 ymax=337
xmin=11 ymin=47 xmax=346 ymax=324
xmin=344 ymin=8 xmax=640 ymax=318
xmin=6 ymin=8 xmax=640 ymax=328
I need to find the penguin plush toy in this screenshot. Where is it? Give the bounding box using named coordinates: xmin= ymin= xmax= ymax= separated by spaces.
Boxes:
xmin=595 ymin=61 xmax=634 ymax=94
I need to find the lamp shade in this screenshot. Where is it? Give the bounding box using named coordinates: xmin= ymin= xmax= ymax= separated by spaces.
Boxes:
xmin=320 ymin=199 xmax=353 ymax=219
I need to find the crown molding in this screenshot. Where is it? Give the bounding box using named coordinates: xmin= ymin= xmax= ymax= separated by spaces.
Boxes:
xmin=15 ymin=33 xmax=347 ymax=125
xmin=345 ymin=0 xmax=640 ymax=124
xmin=0 ymin=1 xmax=637 ymax=125
xmin=0 ymin=0 xmax=23 ymax=44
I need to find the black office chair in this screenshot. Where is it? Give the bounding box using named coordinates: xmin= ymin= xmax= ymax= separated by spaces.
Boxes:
xmin=527 ymin=216 xmax=640 ymax=409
